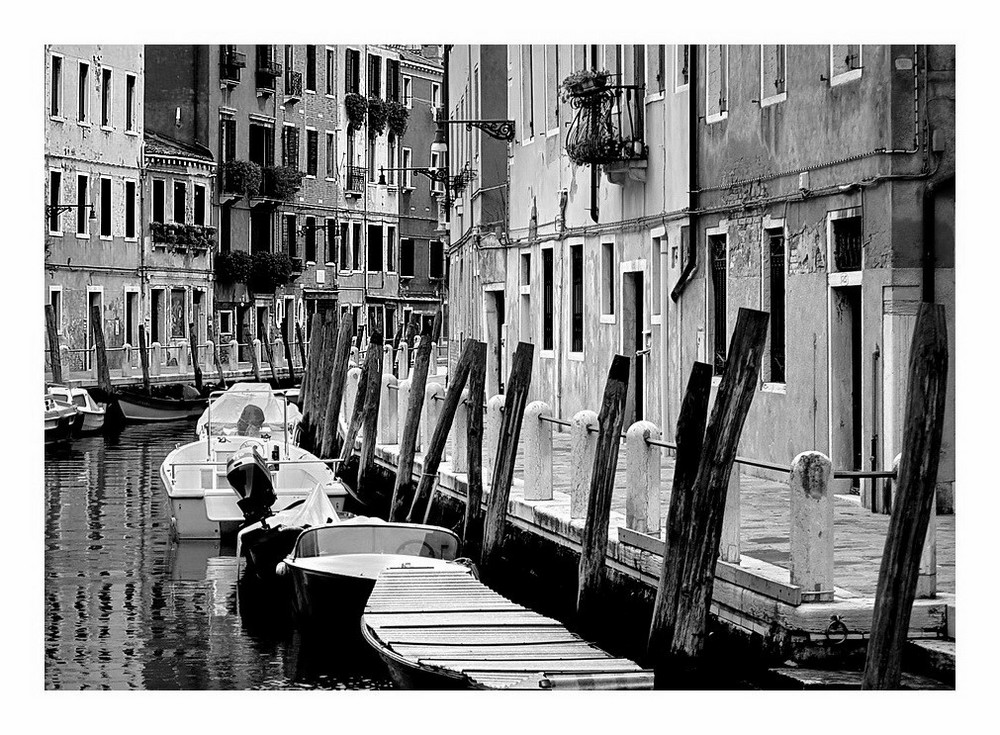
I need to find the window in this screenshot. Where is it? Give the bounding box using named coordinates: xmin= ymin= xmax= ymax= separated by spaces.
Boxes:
xmin=76 ymin=174 xmax=89 ymax=235
xmin=126 ymin=74 xmax=137 ymax=131
xmin=709 ymin=234 xmax=728 ymax=375
xmin=386 ymin=59 xmax=400 ymax=102
xmin=249 ymin=123 xmax=274 ymax=168
xmin=431 ymin=82 xmax=441 ymax=109
xmin=520 ymin=252 xmax=531 ymax=286
xmin=570 ymin=244 xmax=583 ymax=353
xmin=173 ymin=181 xmax=186 ymax=224
xmin=676 ymin=45 xmax=690 ymax=89
xmin=545 ymin=45 xmax=558 ymax=133
xmin=340 ymin=222 xmax=350 ymax=269
xmin=400 ymin=238 xmax=415 ymax=277
xmin=282 ymin=125 xmax=299 ymax=168
xmin=218 ymin=310 xmax=233 ymax=336
xmin=48 ymin=171 xmax=62 ymax=234
xmin=50 ymin=289 xmax=62 ymax=334
xmin=651 ymin=236 xmax=662 ymax=316
xmin=761 ymin=45 xmax=786 ymax=104
xmin=646 ymin=45 xmax=666 ymax=94
xmin=601 ymin=242 xmax=615 ymax=316
xmin=306 ymin=129 xmax=318 ymax=176
xmin=78 ymin=62 xmax=89 ymax=122
xmin=387 ymin=226 xmax=396 ymax=272
xmin=763 ymin=228 xmax=786 ymax=384
xmin=345 ymin=48 xmax=360 ymax=94
xmin=50 ymin=54 xmax=63 ymax=117
xmin=305 ymin=216 xmax=316 ymax=263
xmin=324 ymin=218 xmax=336 ymax=264
xmin=326 ymin=132 xmax=335 ymax=178
xmin=386 ymin=133 xmax=397 ymax=184
xmin=403 ymin=76 xmax=413 ymax=107
xmin=101 ymin=67 xmax=112 ymax=127
xmin=401 ymin=148 xmax=413 ymax=187
xmin=125 ymin=180 xmax=136 ymax=238
xmin=326 ymin=48 xmax=335 ymax=95
xmin=152 ymin=179 xmax=165 ymax=223
xmin=306 ymin=45 xmax=316 ymax=91
xmin=519 ymin=46 xmax=533 ymax=139
xmin=367 ymin=137 xmax=377 ymax=179
xmin=368 ymin=54 xmax=382 ymax=97
xmin=367 ymin=225 xmax=383 ymax=271
xmin=830 ymin=45 xmax=862 ymax=84
xmin=100 ymin=177 xmax=112 ymax=237
xmin=220 ymin=115 xmax=236 ymax=163
xmin=706 ymin=45 xmax=728 ymax=121
xmin=542 ymin=247 xmax=553 ymax=351
xmin=385 ymin=306 xmax=396 ymax=342
xmin=285 ymin=214 xmax=297 ymax=259
xmin=429 ymin=240 xmax=444 ymax=279
xmin=352 ymin=223 xmax=362 ymax=270
xmin=193 ymin=184 xmax=206 ymax=226
xmin=220 ymin=204 xmax=231 ymax=252
xmin=832 ymin=215 xmax=863 ymax=272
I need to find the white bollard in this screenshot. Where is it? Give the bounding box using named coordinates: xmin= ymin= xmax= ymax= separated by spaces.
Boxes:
xmin=349 ymin=345 xmax=359 ymax=367
xmin=273 ymin=336 xmax=285 ymax=369
xmin=625 ymin=421 xmax=661 ymax=535
xmin=252 ymin=338 xmax=262 ymax=367
xmin=789 ymin=451 xmax=834 ymax=600
xmin=570 ymin=410 xmax=599 ymax=520
xmin=422 ymin=382 xmax=444 ymax=456
xmin=343 ymin=366 xmax=361 ymax=430
xmin=397 ymin=342 xmax=410 ymax=381
xmin=382 ymin=344 xmax=393 ymax=376
xmin=205 ymin=340 xmax=215 ymax=373
xmin=150 ymin=342 xmax=163 ymax=376
xmin=227 ymin=339 xmax=239 ymax=371
xmin=452 ymin=389 xmax=470 ymax=474
xmin=397 ymin=378 xmax=413 ymax=450
xmin=121 ymin=343 xmax=133 ymax=377
xmin=523 ymin=401 xmax=553 ymax=502
xmin=484 ymin=394 xmax=505 ymax=483
xmin=379 ymin=374 xmax=398 ymax=445
xmin=719 ymin=466 xmax=741 ymax=564
xmin=178 ymin=339 xmax=189 ymax=373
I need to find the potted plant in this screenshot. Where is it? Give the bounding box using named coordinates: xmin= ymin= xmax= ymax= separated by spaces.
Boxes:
xmin=386 ymin=101 xmax=409 ymax=137
xmin=345 ymin=92 xmax=368 ymax=132
xmin=221 ymin=160 xmax=263 ymax=199
xmin=367 ymin=96 xmax=389 ymax=137
xmin=560 ymin=69 xmax=611 ymax=102
xmin=214 ymin=250 xmax=253 ymax=285
xmin=265 ymin=165 xmax=305 ymax=200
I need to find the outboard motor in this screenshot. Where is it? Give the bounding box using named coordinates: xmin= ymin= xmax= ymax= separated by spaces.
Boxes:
xmin=226 ymin=442 xmax=276 ymax=525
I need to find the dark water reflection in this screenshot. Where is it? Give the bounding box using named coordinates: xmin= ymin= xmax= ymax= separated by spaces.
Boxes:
xmin=44 ymin=421 xmax=394 ymax=690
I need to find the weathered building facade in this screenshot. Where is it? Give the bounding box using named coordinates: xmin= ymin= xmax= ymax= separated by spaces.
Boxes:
xmin=45 ymin=44 xmax=145 ymax=371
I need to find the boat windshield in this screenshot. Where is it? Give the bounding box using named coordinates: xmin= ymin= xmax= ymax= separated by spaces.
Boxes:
xmin=197 ymin=383 xmax=301 ymax=437
xmin=295 ymin=524 xmax=461 ymax=561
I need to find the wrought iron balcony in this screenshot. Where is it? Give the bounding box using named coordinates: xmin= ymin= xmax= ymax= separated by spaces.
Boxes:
xmin=256 ymin=63 xmax=282 ymax=92
xmin=564 ymin=74 xmax=647 ymax=171
xmin=285 ymin=70 xmax=303 ymax=101
xmin=220 ymin=46 xmax=246 ymax=85
xmin=345 ymin=166 xmax=366 ymax=195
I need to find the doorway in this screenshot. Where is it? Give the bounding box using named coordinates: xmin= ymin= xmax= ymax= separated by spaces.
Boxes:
xmin=485 ymin=289 xmax=506 ymax=395
xmin=829 ymin=285 xmax=863 ymax=493
xmin=236 ymin=304 xmax=251 ymax=362
xmin=150 ymin=288 xmax=165 ymax=345
xmin=622 ymin=271 xmax=645 ymax=425
xmin=86 ymin=291 xmax=102 ymax=371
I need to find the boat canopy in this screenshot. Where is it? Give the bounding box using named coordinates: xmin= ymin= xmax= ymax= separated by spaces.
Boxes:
xmin=197 ymin=383 xmax=301 ymax=437
xmin=294 ymin=523 xmax=461 ymax=562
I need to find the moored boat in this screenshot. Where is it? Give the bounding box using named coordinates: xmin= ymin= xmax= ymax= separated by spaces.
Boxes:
xmin=48 ymin=385 xmax=106 ymax=434
xmin=44 ymin=393 xmax=79 ymax=444
xmin=117 ymin=384 xmax=206 ymax=423
xmin=197 ymin=383 xmax=301 ymax=443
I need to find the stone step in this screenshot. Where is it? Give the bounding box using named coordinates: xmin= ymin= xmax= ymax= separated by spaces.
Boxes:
xmin=767 ymin=666 xmax=951 ymax=690
xmin=904 ymin=639 xmax=955 ymax=685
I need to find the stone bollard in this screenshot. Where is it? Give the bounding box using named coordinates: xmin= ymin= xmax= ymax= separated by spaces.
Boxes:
xmin=378 ymin=374 xmax=398 ymax=445
xmin=343 ymin=366 xmax=361 ymax=430
xmin=349 ymin=345 xmax=359 ymax=368
xmin=789 ymin=451 xmax=834 ymax=601
xmin=484 ymin=394 xmax=505 ymax=483
xmin=178 ymin=340 xmax=189 ymax=373
xmin=569 ymin=410 xmax=599 ymax=520
xmin=890 ymin=452 xmax=938 ymax=599
xmin=625 ymin=421 xmax=661 ymax=535
xmin=121 ymin=343 xmax=133 ymax=377
xmin=150 ymin=342 xmax=163 ymax=377
xmin=251 ymin=338 xmax=261 ymax=368
xmin=383 ymin=344 xmax=394 ymax=376
xmin=398 ymin=342 xmax=410 ymax=381
xmin=273 ymin=336 xmax=285 ymax=369
xmin=397 ymin=378 xmax=414 ymax=451
xmin=227 ymin=339 xmax=239 ymax=371
xmin=205 ymin=340 xmax=215 ymax=373
xmin=422 ymin=382 xmax=444 ymax=457
xmin=452 ymin=389 xmax=471 ymax=474
xmin=719 ymin=466 xmax=741 ymax=564
xmin=523 ymin=401 xmax=553 ymax=502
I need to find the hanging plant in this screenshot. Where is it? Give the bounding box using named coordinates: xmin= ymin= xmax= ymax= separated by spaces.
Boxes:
xmin=266 ymin=165 xmax=305 ymax=200
xmin=386 ymin=101 xmax=409 ymax=137
xmin=214 ymin=250 xmax=253 ymax=284
xmin=220 ymin=160 xmax=263 ymax=198
xmin=566 ymin=137 xmax=622 ymax=166
xmin=560 ymin=69 xmax=611 ymax=103
xmin=345 ymin=92 xmax=368 ymax=132
xmin=367 ymin=96 xmax=389 ymax=137
xmin=248 ymin=251 xmax=293 ymax=293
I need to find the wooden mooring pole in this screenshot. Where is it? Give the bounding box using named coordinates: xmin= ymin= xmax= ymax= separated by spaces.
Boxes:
xmin=243 ymin=326 xmax=261 ymax=383
xmin=479 ymin=342 xmax=534 ymax=573
xmin=356 ymin=331 xmax=386 ymax=496
xmin=310 ymin=312 xmax=340 ymax=454
xmin=46 ymin=305 xmax=63 ymax=385
xmin=576 ymin=355 xmax=631 ymax=636
xmin=319 ymin=313 xmax=355 ymax=460
xmin=138 ymin=324 xmax=151 ymax=393
xmin=300 ymin=310 xmax=328 ymax=450
xmin=862 ymin=303 xmax=949 ymax=690
xmin=338 ymin=330 xmax=383 ymax=484
xmin=389 ymin=323 xmax=435 ymax=522
xmin=295 ymin=320 xmax=308 ymax=376
xmin=209 ymin=322 xmax=226 ymax=389
xmin=281 ymin=314 xmax=296 ymax=384
xmin=90 ymin=305 xmax=112 ymax=395
xmin=189 ymin=321 xmax=203 ymax=392
xmin=261 ymin=323 xmax=279 ymax=386
xmin=463 ymin=341 xmax=488 ymax=560
xmin=652 ymin=308 xmax=768 ymax=680
xmin=647 ymin=361 xmax=713 ymax=684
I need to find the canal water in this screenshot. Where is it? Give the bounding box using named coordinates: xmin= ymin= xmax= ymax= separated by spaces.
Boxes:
xmin=44 ymin=420 xmax=394 ymax=690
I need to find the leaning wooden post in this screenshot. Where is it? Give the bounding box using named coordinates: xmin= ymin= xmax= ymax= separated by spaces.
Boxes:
xmin=647 ymin=361 xmax=714 ymax=676
xmin=90 ymin=305 xmax=112 ymax=395
xmin=479 ymin=342 xmax=534 ymax=572
xmin=311 ymin=312 xmax=343 ymax=454
xmin=295 ymin=321 xmax=308 ymax=374
xmin=300 ymin=310 xmax=328 ymax=450
xmin=789 ymin=451 xmax=834 ymax=601
xmin=261 ymin=324 xmax=280 ymax=386
xmin=356 ymin=331 xmax=386 ymax=496
xmin=189 ymin=321 xmax=204 ymax=392
xmin=243 ymin=326 xmax=261 ymax=383
xmin=463 ymin=348 xmax=487 ymax=561
xmin=523 ymin=401 xmax=553 ymax=501
xmin=862 ymin=303 xmax=948 ymax=690
xmin=483 ymin=394 xmax=505 ymax=482
xmin=137 ymin=324 xmax=152 ymax=392
xmin=389 ymin=327 xmax=435 ymax=522
xmin=570 ymin=410 xmax=599 ymax=520
xmin=409 ymin=340 xmax=483 ymax=523
xmin=338 ymin=344 xmax=381 ymax=486
xmin=319 ymin=313 xmax=355 ymax=460
xmin=281 ymin=314 xmax=297 ymax=384
xmin=576 ymin=355 xmax=631 ymax=634
xmin=658 ymin=309 xmax=769 ymax=674
xmin=625 ymin=420 xmax=661 ymax=535
xmin=45 ymin=305 xmax=63 ymax=384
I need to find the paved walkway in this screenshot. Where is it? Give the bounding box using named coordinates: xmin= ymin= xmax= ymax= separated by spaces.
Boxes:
xmin=509 ymin=429 xmax=954 ymax=598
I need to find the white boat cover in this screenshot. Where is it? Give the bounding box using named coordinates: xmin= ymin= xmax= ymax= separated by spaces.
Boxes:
xmin=197 ymin=383 xmax=301 ymax=438
xmin=236 ymin=481 xmax=339 ymax=562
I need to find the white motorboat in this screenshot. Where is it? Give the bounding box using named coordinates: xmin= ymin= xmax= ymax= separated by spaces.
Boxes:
xmin=44 ymin=393 xmax=79 ymax=443
xmin=48 ymin=385 xmax=106 ymax=434
xmin=196 ymin=383 xmax=302 ymax=442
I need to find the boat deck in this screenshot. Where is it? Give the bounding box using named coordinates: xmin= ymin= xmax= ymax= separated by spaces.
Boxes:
xmin=362 ymin=566 xmax=654 ymax=690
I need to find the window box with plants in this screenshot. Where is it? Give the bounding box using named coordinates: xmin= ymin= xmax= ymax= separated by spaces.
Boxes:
xmin=345 ymin=92 xmax=368 ymax=133
xmin=263 ymin=166 xmax=305 ymax=201
xmin=150 ymin=222 xmax=218 ymax=252
xmin=214 ymin=250 xmax=253 ymax=286
xmin=220 ymin=160 xmax=263 ymax=199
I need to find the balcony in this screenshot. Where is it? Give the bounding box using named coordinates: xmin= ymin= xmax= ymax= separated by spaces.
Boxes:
xmin=220 ymin=47 xmax=246 ymax=86
xmin=219 ymin=160 xmax=263 ymax=200
xmin=255 ymin=59 xmax=282 ymax=94
xmin=345 ymin=166 xmax=366 ymax=198
xmin=285 ymin=70 xmax=303 ymax=102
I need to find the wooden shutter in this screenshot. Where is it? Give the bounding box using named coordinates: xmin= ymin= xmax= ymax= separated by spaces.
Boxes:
xmin=345 ymin=49 xmax=355 ymax=93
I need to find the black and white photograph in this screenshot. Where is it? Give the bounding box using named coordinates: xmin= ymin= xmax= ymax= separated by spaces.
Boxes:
xmin=12 ymin=0 xmax=996 ymax=727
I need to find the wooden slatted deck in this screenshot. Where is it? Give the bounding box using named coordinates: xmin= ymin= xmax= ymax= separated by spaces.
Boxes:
xmin=362 ymin=566 xmax=654 ymax=690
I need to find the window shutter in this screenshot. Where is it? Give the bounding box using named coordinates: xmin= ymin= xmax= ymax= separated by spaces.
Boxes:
xmin=345 ymin=49 xmax=354 ymax=94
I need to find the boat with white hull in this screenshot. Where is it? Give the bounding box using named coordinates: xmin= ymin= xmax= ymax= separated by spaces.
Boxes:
xmin=48 ymin=385 xmax=106 ymax=434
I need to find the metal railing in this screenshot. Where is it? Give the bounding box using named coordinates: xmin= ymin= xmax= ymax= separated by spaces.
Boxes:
xmin=345 ymin=166 xmax=366 ymax=193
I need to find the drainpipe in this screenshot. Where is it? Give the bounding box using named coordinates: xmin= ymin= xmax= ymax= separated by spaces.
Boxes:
xmin=671 ymin=44 xmax=698 ymax=302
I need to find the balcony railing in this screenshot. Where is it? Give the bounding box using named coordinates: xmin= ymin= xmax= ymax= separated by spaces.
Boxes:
xmin=345 ymin=166 xmax=366 ymax=194
xmin=564 ymin=77 xmax=647 ymax=168
xmin=285 ymin=70 xmax=303 ymax=100
xmin=220 ymin=47 xmax=246 ymax=85
xmin=256 ymin=60 xmax=282 ymax=91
